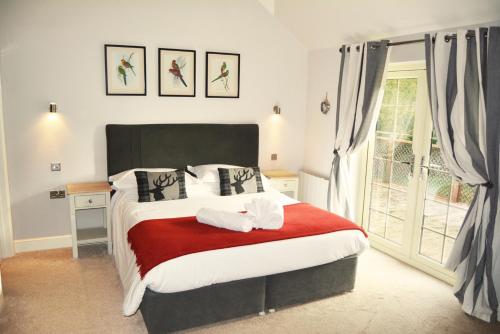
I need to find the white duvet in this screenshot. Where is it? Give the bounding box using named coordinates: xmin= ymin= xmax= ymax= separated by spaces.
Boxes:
xmin=111 ymin=189 xmax=369 ymax=316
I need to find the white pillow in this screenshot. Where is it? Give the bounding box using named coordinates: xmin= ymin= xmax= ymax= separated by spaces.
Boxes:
xmin=109 ymin=168 xmax=199 ymax=191
xmin=188 ymin=164 xmax=238 ymax=182
xmin=186 ymin=182 xmax=220 ymax=198
xmin=189 ymin=164 xmax=272 ymax=191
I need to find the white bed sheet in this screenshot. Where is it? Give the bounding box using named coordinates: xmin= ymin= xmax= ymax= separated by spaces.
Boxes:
xmin=111 ymin=189 xmax=369 ymax=316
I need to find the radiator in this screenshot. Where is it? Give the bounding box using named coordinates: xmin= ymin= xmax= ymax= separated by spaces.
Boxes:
xmin=298 ymin=171 xmax=329 ymax=210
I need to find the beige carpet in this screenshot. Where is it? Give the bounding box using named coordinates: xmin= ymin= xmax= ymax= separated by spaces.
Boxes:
xmin=0 ymin=246 xmax=499 ymax=334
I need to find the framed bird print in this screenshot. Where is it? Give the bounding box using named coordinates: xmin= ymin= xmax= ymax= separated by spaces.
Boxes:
xmin=158 ymin=48 xmax=196 ymax=97
xmin=104 ymin=44 xmax=146 ymax=96
xmin=205 ymin=52 xmax=240 ymax=98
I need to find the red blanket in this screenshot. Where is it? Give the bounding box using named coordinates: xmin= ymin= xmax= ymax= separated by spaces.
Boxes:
xmin=128 ymin=203 xmax=367 ymax=278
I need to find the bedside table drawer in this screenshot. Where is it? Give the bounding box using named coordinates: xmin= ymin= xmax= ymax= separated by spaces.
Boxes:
xmin=270 ymin=179 xmax=298 ymax=191
xmin=74 ymin=194 xmax=106 ymax=209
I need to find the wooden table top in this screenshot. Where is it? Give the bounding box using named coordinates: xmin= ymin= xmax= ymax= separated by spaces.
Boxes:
xmin=66 ymin=182 xmax=112 ymax=195
xmin=262 ymin=170 xmax=298 ymax=178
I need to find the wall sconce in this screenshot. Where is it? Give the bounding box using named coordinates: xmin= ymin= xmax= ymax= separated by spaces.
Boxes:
xmin=49 ymin=102 xmax=57 ymax=113
xmin=273 ymin=105 xmax=281 ymax=115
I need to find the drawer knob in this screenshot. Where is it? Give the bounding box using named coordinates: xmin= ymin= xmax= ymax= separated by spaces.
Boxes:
xmin=88 ymin=199 xmax=93 ymax=204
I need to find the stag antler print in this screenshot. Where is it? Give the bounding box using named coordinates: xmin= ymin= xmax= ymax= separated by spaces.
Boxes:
xmin=150 ymin=174 xmax=179 ymax=201
xmin=230 ymin=169 xmax=255 ymax=194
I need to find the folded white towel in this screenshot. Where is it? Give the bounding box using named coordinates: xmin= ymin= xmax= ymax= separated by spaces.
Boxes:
xmin=196 ymin=208 xmax=254 ymax=232
xmin=245 ymin=198 xmax=284 ymax=230
xmin=196 ymin=198 xmax=284 ymax=232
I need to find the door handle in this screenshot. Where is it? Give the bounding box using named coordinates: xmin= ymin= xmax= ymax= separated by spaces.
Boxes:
xmin=400 ymin=161 xmax=414 ymax=177
xmin=419 ymin=156 xmax=429 ymax=177
xmin=399 ymin=153 xmax=416 ymax=177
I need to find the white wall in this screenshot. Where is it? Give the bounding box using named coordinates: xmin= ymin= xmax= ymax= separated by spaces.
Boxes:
xmin=0 ymin=0 xmax=308 ymax=240
xmin=0 ymin=71 xmax=14 ymax=257
xmin=302 ymin=47 xmax=364 ymax=222
xmin=275 ymin=0 xmax=500 ymax=49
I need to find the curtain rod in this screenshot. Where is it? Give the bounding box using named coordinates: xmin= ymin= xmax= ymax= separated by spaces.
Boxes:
xmin=339 ymin=31 xmax=488 ymax=53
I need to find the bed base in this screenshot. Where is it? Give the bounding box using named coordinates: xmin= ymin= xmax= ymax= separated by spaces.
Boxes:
xmin=139 ymin=255 xmax=358 ymax=333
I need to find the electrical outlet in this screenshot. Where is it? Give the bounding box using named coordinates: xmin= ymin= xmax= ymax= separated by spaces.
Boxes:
xmin=49 ymin=190 xmax=65 ymax=199
xmin=271 ymin=153 xmax=278 ymax=161
xmin=51 ymin=163 xmax=61 ymax=172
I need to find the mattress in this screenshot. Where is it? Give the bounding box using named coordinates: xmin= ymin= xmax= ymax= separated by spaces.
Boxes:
xmin=111 ymin=189 xmax=369 ymax=316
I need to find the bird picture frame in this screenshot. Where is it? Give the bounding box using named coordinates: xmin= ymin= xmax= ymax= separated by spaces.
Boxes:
xmin=205 ymin=51 xmax=240 ymax=98
xmin=104 ymin=44 xmax=146 ymax=96
xmin=159 ymin=48 xmax=196 ymax=97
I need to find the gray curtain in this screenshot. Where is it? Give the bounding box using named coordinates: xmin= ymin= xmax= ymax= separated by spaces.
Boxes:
xmin=327 ymin=41 xmax=390 ymax=218
xmin=425 ymin=27 xmax=500 ymax=323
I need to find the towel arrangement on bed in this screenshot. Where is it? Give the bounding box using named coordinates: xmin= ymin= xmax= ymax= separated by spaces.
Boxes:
xmin=196 ymin=198 xmax=284 ymax=232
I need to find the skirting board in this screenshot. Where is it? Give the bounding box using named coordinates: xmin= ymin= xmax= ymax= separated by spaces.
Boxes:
xmin=14 ymin=235 xmax=72 ymax=253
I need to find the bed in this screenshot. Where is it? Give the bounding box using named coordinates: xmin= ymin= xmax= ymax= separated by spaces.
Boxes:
xmin=106 ymin=124 xmax=368 ymax=333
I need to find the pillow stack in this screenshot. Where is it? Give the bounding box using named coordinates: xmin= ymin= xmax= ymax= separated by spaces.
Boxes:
xmin=109 ymin=164 xmax=273 ymax=202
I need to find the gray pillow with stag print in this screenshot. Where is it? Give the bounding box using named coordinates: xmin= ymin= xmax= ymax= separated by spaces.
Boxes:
xmin=134 ymin=170 xmax=187 ymax=202
xmin=218 ymin=167 xmax=264 ymax=196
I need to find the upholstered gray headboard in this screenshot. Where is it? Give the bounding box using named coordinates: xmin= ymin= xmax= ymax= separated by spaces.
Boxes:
xmin=105 ymin=124 xmax=259 ymax=177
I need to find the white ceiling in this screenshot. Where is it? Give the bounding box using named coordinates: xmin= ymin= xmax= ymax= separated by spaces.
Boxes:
xmin=272 ymin=0 xmax=500 ymax=49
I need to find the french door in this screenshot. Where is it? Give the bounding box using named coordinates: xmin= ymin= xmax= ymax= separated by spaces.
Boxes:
xmin=361 ymin=62 xmax=475 ymax=283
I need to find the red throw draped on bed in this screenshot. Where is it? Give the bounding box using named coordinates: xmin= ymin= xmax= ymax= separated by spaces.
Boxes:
xmin=128 ymin=203 xmax=367 ymax=278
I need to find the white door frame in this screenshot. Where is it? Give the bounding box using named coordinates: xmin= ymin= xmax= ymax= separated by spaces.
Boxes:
xmin=0 ymin=71 xmax=14 ymax=258
xmin=357 ymin=61 xmax=455 ymax=285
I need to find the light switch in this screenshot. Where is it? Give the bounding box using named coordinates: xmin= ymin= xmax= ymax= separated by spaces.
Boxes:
xmin=51 ymin=163 xmax=61 ymax=172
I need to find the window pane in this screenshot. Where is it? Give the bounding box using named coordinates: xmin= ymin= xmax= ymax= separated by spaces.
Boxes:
xmin=446 ymin=206 xmax=467 ymax=239
xmin=442 ymin=237 xmax=455 ymax=264
xmin=374 ymin=137 xmax=392 ymax=159
xmin=420 ymin=228 xmax=444 ymax=262
xmin=386 ymin=216 xmax=404 ymax=244
xmin=397 ymin=78 xmax=418 ymax=105
xmin=426 ymin=169 xmax=452 ymax=202
xmin=391 ymin=161 xmax=411 ymax=189
xmin=395 ymin=106 xmax=415 ymax=136
xmin=429 ymin=143 xmax=448 ymax=172
xmin=369 ymin=210 xmax=386 ymax=237
xmin=377 ymin=106 xmax=396 ymax=133
xmin=382 ymin=79 xmax=398 ymax=105
xmin=423 ymin=200 xmax=447 ymax=234
xmin=393 ymin=139 xmax=413 ymax=163
xmin=370 ymin=184 xmax=389 ymax=212
xmin=388 ymin=189 xmax=407 ymax=219
xmin=457 ymin=183 xmax=476 ymax=206
xmin=372 ymin=158 xmax=391 ymax=185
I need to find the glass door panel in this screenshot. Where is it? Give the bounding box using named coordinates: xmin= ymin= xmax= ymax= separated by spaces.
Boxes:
xmin=418 ymin=131 xmax=476 ymax=265
xmin=363 ymin=62 xmax=475 ymax=283
xmin=367 ymin=77 xmax=417 ymax=247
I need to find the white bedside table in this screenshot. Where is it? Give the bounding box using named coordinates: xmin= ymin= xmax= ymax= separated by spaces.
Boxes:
xmin=262 ymin=170 xmax=299 ymax=199
xmin=67 ymin=182 xmax=112 ymax=259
